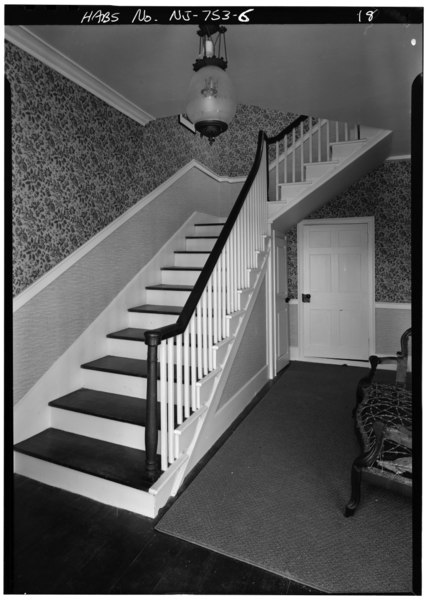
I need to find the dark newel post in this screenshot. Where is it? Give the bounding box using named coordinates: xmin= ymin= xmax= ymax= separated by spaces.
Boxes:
xmin=145 ymin=331 xmax=161 ymax=481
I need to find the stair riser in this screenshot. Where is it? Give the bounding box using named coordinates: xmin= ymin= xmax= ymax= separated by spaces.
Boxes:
xmin=50 ymin=407 xmax=161 ymax=452
xmin=145 ymin=289 xmax=191 ymax=306
xmin=82 ymin=369 xmax=147 ymax=398
xmin=304 ymin=162 xmax=337 ymax=180
xmin=14 ymin=452 xmax=157 ymax=517
xmin=193 ymin=225 xmax=224 ymax=236
xmin=128 ymin=312 xmax=178 ymax=329
xmin=81 ymin=369 xmax=199 ymax=400
xmin=278 ymin=183 xmax=310 ymax=201
xmin=185 ymin=238 xmax=217 ymax=252
xmin=107 ymin=338 xmax=148 ymax=360
xmin=330 ymin=140 xmax=365 ymax=160
xmin=161 ymin=270 xmax=201 ymax=286
xmin=174 ymin=253 xmax=210 ymax=267
xmin=107 ymin=336 xmax=226 ymax=364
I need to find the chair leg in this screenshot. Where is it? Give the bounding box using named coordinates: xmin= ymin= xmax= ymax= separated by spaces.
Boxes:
xmin=344 ymin=460 xmax=362 ymax=517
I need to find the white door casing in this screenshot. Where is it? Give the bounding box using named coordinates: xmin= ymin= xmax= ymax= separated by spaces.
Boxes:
xmin=275 ymin=232 xmax=290 ymax=372
xmin=297 ymin=217 xmax=375 ymax=361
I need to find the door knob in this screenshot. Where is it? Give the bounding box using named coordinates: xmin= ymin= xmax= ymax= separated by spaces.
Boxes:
xmin=302 ymin=293 xmax=311 ymax=303
xmin=285 ymin=297 xmax=290 ymax=303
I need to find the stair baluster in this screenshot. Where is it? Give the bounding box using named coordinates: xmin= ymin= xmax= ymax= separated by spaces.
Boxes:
xmin=144 ymin=131 xmax=270 ymax=477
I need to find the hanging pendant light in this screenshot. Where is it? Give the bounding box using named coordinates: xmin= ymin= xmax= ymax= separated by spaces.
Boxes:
xmin=185 ymin=25 xmax=237 ymax=144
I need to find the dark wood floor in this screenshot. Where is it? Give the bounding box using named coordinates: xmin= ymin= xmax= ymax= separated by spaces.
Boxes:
xmin=8 ymin=474 xmax=322 ymax=594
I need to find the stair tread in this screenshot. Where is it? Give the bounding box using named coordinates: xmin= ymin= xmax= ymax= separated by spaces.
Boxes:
xmin=81 ymin=355 xmax=149 ymax=377
xmin=186 ymin=236 xmax=218 ymax=239
xmin=161 ymin=266 xmax=202 ymax=271
xmin=49 ymin=388 xmax=155 ymax=426
xmin=81 ymin=355 xmax=200 ymax=381
xmin=128 ymin=304 xmax=182 ymax=315
xmin=194 ymin=222 xmax=225 ymax=226
xmin=107 ymin=327 xmax=148 ymax=342
xmin=146 ymin=283 xmax=193 ymax=291
xmin=14 ymin=428 xmax=161 ymax=490
xmin=174 ymin=251 xmax=210 ymax=254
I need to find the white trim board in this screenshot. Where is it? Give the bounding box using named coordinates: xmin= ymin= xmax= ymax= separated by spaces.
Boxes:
xmin=13 ymin=160 xmax=245 ymax=312
xmin=291 ymin=300 xmax=411 ymax=310
xmin=5 ymin=25 xmax=154 ymax=126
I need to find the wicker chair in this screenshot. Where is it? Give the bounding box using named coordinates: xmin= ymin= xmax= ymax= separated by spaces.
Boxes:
xmin=345 ymin=328 xmax=412 ymax=517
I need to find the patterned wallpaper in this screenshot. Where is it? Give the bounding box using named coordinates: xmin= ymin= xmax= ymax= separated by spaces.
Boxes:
xmin=286 ymin=159 xmax=412 ymax=303
xmin=6 ymin=41 xmax=297 ymax=296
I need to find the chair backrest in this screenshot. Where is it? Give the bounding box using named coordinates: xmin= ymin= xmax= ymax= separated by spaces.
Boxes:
xmin=395 ymin=328 xmax=412 ymax=387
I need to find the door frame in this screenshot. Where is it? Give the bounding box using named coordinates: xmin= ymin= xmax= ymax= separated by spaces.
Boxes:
xmin=267 ymin=228 xmax=290 ymax=379
xmin=297 ymin=216 xmax=375 ymax=363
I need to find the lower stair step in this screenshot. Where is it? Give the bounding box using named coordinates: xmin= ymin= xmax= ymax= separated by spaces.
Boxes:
xmin=81 ymin=355 xmax=149 ymax=378
xmin=107 ymin=328 xmax=148 ymax=342
xmin=14 ymin=428 xmax=161 ymax=491
xmin=129 ymin=304 xmax=182 ymax=315
xmin=49 ymin=388 xmax=159 ymax=426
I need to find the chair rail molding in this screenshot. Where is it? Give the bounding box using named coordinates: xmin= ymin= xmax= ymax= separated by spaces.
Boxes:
xmin=5 ymin=25 xmax=154 ymax=126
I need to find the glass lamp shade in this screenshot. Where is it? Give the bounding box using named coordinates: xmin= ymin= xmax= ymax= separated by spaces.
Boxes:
xmin=186 ymin=65 xmax=237 ymax=142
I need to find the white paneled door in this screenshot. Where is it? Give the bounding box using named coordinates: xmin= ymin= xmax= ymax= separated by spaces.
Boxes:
xmin=298 ymin=218 xmax=374 ymax=361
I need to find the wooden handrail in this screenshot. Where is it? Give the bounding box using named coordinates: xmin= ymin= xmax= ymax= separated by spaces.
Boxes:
xmin=145 ymin=129 xmax=268 ymax=346
xmin=143 ymin=115 xmax=308 ymax=478
xmin=266 ymin=114 xmax=308 ymax=145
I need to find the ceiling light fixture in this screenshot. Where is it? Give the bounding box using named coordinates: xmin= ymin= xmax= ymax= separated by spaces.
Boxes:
xmin=185 ymin=24 xmax=237 ymax=144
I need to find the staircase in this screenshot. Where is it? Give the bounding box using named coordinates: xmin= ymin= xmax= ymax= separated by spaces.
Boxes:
xmin=267 ymin=117 xmax=392 ymax=231
xmin=13 ymin=220 xmax=233 ymax=517
xmin=14 ymin=117 xmax=392 ymax=518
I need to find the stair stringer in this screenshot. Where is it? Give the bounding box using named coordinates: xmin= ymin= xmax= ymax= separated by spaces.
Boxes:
xmin=268 ymin=127 xmax=392 ymax=232
xmin=13 ymin=211 xmax=217 ymax=445
xmin=149 ymin=238 xmax=271 ymax=511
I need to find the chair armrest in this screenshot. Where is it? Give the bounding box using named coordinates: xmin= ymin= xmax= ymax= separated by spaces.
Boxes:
xmin=382 ymin=424 xmax=412 ymax=449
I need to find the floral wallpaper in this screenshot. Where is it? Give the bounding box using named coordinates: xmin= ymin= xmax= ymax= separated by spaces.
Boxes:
xmin=286 ymin=160 xmax=411 ymax=303
xmin=6 ymin=41 xmax=298 ymax=296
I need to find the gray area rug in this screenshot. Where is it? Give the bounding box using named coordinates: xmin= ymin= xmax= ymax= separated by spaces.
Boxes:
xmin=156 ymin=362 xmax=413 ymax=594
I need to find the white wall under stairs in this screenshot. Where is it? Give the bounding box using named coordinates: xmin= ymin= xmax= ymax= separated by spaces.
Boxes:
xmin=268 ymin=126 xmax=393 ymax=232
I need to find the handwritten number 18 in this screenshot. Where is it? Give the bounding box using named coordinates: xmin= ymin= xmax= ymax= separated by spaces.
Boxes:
xmin=357 ymin=9 xmax=378 ymax=22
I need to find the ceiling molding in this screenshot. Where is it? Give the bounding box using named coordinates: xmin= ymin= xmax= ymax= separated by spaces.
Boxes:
xmin=5 ymin=25 xmax=155 ymax=126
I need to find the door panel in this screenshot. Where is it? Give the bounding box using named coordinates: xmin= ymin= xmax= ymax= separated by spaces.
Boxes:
xmin=301 ymin=222 xmax=371 ymax=360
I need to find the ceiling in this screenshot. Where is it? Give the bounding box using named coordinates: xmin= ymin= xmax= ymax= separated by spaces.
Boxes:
xmin=18 ymin=23 xmax=423 ymax=156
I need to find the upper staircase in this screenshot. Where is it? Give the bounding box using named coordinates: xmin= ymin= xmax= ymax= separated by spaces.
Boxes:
xmin=14 ymin=116 xmax=392 ymax=518
xmin=267 ymin=116 xmax=392 ymax=231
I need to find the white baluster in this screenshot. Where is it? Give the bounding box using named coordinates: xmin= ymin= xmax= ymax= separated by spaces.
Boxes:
xmin=318 ymin=119 xmax=322 ymax=162
xmin=207 ymin=278 xmax=213 ymax=370
xmin=176 ymin=333 xmax=182 ymax=425
xmin=326 ymin=120 xmax=330 ymax=161
xmin=167 ymin=338 xmax=174 ymax=464
xmin=196 ymin=304 xmax=202 ymax=380
xmin=309 ymin=117 xmax=313 ymax=163
xmin=183 ymin=327 xmax=190 ymax=418
xmin=202 ymin=289 xmax=208 ymax=376
xmin=292 ymin=128 xmax=296 ymax=182
xmin=300 ymin=120 xmax=304 ymax=182
xmin=190 ymin=315 xmax=196 ymax=411
xmin=275 ymin=140 xmax=279 ymax=200
xmin=213 ymin=265 xmax=218 ymax=343
xmin=159 ymin=342 xmax=168 ymax=471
